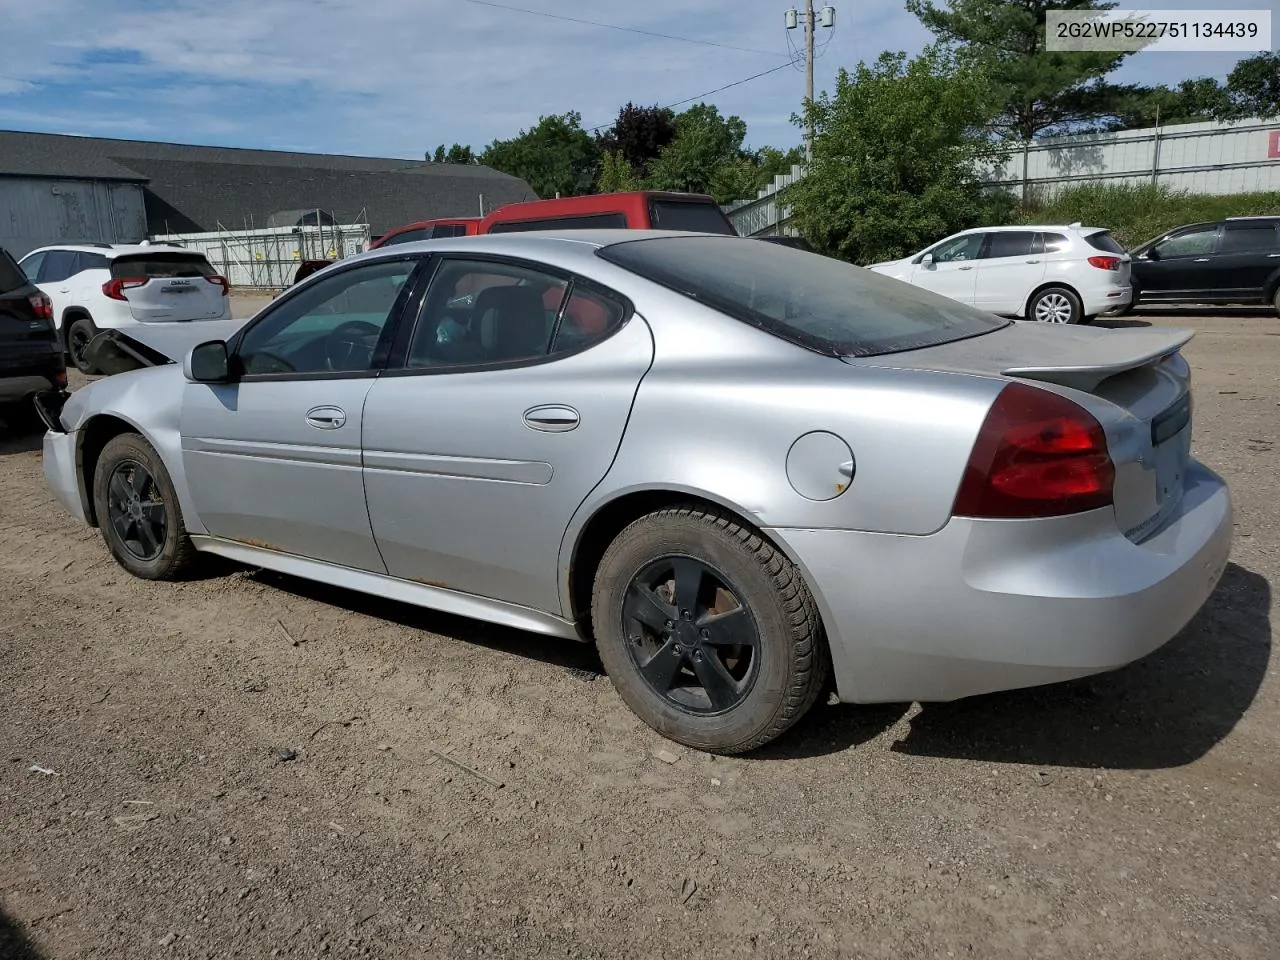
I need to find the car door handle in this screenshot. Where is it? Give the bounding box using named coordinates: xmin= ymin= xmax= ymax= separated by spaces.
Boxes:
xmin=58 ymin=288 xmax=70 ymax=293
xmin=304 ymin=405 xmax=347 ymax=429
xmin=1269 ymin=253 xmax=1280 ymax=258
xmin=523 ymin=405 xmax=580 ymax=432
xmin=1193 ymin=258 xmax=1210 ymax=262
xmin=957 ymin=265 xmax=973 ymax=271
xmin=1024 ymin=259 xmax=1041 ymax=264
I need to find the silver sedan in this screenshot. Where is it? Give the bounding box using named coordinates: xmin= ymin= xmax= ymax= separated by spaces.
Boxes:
xmin=38 ymin=231 xmax=1233 ymax=753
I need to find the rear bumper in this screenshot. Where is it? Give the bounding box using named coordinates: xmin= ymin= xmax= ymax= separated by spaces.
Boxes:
xmin=770 ymin=460 xmax=1232 ymax=703
xmin=1081 ymin=283 xmax=1132 ymax=316
xmin=43 ymin=427 xmax=88 ymax=524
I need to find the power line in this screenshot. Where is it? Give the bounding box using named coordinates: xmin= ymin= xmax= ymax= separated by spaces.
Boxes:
xmin=585 ymin=61 xmax=798 ymax=132
xmin=463 ymin=0 xmax=789 ymax=58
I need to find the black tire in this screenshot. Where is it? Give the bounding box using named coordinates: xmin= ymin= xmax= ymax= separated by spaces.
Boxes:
xmin=1273 ymin=286 xmax=1280 ymax=317
xmin=591 ymin=505 xmax=830 ymax=754
xmin=92 ymin=433 xmax=197 ymax=580
xmin=1027 ymin=286 xmax=1083 ymax=324
xmin=66 ymin=315 xmax=100 ymax=374
xmin=1109 ymin=288 xmax=1138 ymax=317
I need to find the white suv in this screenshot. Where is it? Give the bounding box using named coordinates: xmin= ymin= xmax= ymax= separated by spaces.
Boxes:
xmin=18 ymin=243 xmax=232 ymax=373
xmin=867 ymin=224 xmax=1132 ymax=324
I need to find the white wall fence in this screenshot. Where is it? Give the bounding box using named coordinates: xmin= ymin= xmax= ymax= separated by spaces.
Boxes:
xmin=727 ymin=117 xmax=1280 ymax=237
xmin=151 ymin=223 xmax=371 ymax=289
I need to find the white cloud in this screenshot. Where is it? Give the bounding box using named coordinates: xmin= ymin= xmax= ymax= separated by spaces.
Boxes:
xmin=0 ymin=0 xmax=1272 ymax=156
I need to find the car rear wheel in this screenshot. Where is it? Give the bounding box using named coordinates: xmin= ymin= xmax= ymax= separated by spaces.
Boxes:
xmin=591 ymin=505 xmax=830 ymax=754
xmin=67 ymin=316 xmax=101 ymax=374
xmin=1028 ymin=286 xmax=1083 ymax=324
xmin=1273 ymin=286 xmax=1280 ymax=317
xmin=92 ymin=433 xmax=196 ymax=580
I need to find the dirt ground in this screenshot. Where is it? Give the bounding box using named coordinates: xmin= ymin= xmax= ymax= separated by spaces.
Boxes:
xmin=1 ymin=307 xmax=1276 ymax=959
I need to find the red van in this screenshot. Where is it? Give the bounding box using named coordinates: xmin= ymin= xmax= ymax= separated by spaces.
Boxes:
xmin=369 ymin=217 xmax=480 ymax=250
xmin=479 ymin=191 xmax=736 ymax=235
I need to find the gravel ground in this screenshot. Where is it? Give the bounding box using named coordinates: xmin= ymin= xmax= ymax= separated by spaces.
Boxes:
xmin=0 ymin=308 xmax=1276 ymax=959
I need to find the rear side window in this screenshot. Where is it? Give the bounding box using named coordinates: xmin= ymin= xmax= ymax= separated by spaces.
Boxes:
xmin=0 ymin=250 xmax=30 ymax=294
xmin=984 ymin=232 xmax=1037 ymax=258
xmin=39 ymin=250 xmax=80 ymax=283
xmin=598 ymin=235 xmax=1007 ymax=358
xmin=1042 ymin=233 xmax=1070 ymax=253
xmin=381 ymin=228 xmax=430 ymax=247
xmin=1220 ymin=223 xmax=1280 ymax=253
xmin=487 ymin=213 xmax=628 ymax=233
xmin=75 ymin=252 xmax=108 ymax=273
xmin=1083 ymin=231 xmax=1126 ymax=254
xmin=648 ymin=199 xmax=737 ymax=235
xmin=111 ymin=253 xmax=216 ymax=279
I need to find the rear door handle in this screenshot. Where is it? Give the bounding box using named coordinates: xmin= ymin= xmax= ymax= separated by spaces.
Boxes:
xmin=1025 ymin=259 xmax=1041 ymax=264
xmin=305 ymin=405 xmax=347 ymax=429
xmin=957 ymin=265 xmax=973 ymax=271
xmin=1193 ymin=258 xmax=1210 ymax=262
xmin=1269 ymin=253 xmax=1280 ymax=258
xmin=524 ymin=404 xmax=579 ymax=432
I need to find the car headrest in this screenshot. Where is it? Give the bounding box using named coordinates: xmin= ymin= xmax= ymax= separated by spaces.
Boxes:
xmin=473 ymin=285 xmax=550 ymax=360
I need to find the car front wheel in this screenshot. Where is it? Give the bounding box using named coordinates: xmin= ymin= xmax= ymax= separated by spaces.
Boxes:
xmin=92 ymin=433 xmax=197 ymax=580
xmin=1028 ymin=286 xmax=1083 ymax=324
xmin=591 ymin=505 xmax=830 ymax=754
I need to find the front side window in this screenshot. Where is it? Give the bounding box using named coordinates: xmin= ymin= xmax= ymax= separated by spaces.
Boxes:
xmin=984 ymin=232 xmax=1036 ymax=259
xmin=404 ymin=258 xmax=626 ymax=368
xmin=1155 ymin=226 xmax=1218 ymax=258
xmin=929 ymin=233 xmax=984 ymax=263
xmin=18 ymin=251 xmax=45 ymax=282
xmin=598 ymin=235 xmax=1007 ymax=358
xmin=236 ymin=258 xmax=416 ymax=376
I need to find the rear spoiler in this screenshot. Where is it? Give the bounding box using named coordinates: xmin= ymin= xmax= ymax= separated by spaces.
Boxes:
xmin=1001 ymin=327 xmax=1195 ymax=392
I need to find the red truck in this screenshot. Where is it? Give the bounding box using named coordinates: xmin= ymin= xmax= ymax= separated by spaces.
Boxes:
xmin=369 ymin=190 xmax=736 ymax=250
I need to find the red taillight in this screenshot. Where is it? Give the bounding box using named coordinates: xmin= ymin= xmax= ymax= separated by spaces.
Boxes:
xmin=27 ymin=292 xmax=52 ymax=319
xmin=54 ymin=367 xmax=68 ymax=388
xmin=207 ymin=275 xmax=230 ymax=296
xmin=1087 ymin=255 xmax=1121 ymax=270
xmin=102 ymin=277 xmax=146 ymax=300
xmin=952 ymin=382 xmax=1115 ymax=519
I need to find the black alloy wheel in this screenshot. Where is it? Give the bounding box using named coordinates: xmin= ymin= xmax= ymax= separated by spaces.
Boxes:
xmin=105 ymin=458 xmax=168 ymax=562
xmin=622 ymin=556 xmax=760 ymax=715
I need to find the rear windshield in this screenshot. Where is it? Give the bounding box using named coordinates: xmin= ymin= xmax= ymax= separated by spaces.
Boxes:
xmin=648 ymin=199 xmax=737 ymax=235
xmin=1083 ymin=231 xmax=1126 ymax=254
xmin=0 ymin=249 xmax=30 ymax=295
xmin=111 ymin=252 xmax=216 ymax=279
xmin=380 ymin=228 xmax=430 ymax=246
xmin=488 ymin=212 xmax=628 ymax=233
xmin=596 ymin=235 xmax=1008 ymax=358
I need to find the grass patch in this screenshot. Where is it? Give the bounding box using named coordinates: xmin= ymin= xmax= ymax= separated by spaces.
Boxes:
xmin=1012 ymin=183 xmax=1280 ymax=249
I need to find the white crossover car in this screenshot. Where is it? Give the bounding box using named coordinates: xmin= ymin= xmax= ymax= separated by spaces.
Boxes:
xmin=868 ymin=224 xmax=1133 ymax=324
xmin=18 ymin=243 xmax=232 ymax=374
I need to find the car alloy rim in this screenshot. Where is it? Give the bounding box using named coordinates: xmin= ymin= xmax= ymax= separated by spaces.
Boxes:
xmin=1035 ymin=293 xmax=1073 ymax=323
xmin=69 ymin=327 xmax=90 ymax=363
xmin=106 ymin=459 xmax=167 ymax=562
xmin=621 ymin=556 xmax=760 ymax=715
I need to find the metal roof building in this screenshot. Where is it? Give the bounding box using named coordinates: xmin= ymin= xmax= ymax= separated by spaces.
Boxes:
xmin=0 ymin=130 xmax=537 ymax=258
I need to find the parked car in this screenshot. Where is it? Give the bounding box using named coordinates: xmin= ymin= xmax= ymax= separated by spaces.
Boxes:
xmin=478 ymin=191 xmax=737 ymax=235
xmin=868 ymin=225 xmax=1132 ymax=324
xmin=18 ymin=243 xmax=232 ymax=374
xmin=1118 ymin=216 xmax=1280 ymax=314
xmin=0 ymin=245 xmax=66 ymax=431
xmin=369 ymin=218 xmax=481 ymax=249
xmin=37 ymin=231 xmax=1230 ymax=754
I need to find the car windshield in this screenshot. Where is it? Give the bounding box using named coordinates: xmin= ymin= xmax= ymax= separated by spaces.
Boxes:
xmin=111 ymin=252 xmax=216 ymax=278
xmin=597 ymin=235 xmax=1008 ymax=357
xmin=0 ymin=250 xmax=29 ymax=294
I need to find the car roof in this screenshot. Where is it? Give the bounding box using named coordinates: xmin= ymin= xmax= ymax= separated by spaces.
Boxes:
xmin=23 ymin=242 xmax=201 ymax=258
xmin=961 ymin=224 xmax=1108 ymax=234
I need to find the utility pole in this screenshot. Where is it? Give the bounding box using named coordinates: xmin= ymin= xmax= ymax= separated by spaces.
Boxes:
xmin=786 ymin=4 xmax=835 ymax=163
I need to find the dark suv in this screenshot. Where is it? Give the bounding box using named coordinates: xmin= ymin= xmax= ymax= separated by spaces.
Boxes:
xmin=1124 ymin=216 xmax=1280 ymax=314
xmin=1 ymin=246 xmax=66 ymax=431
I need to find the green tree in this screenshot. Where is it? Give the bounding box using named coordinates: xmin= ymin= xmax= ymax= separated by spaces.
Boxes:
xmin=480 ymin=112 xmax=602 ymax=199
xmin=784 ymin=49 xmax=1007 ymax=264
xmin=906 ymin=0 xmax=1134 ymax=139
xmin=644 ymin=103 xmax=751 ymax=203
xmin=1221 ymin=51 xmax=1280 ymax=120
xmin=429 ymin=143 xmax=477 ymax=164
xmin=596 ymin=150 xmax=641 ymax=193
xmin=753 ymin=145 xmax=805 ymax=186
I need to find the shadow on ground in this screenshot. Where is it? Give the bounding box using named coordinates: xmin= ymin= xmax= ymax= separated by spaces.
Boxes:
xmin=888 ymin=563 xmax=1271 ymax=770
xmin=0 ymin=909 xmax=44 ymax=960
xmin=0 ymin=421 xmax=43 ymax=456
xmin=213 ymin=558 xmax=1269 ymax=769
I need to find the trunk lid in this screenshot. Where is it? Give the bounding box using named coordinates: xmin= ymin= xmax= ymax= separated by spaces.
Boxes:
xmin=110 ymin=252 xmax=229 ymax=323
xmin=846 ymin=320 xmax=1196 ymax=542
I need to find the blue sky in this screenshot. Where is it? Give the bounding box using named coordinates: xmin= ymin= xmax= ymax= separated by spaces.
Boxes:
xmin=0 ymin=0 xmax=1275 ymax=158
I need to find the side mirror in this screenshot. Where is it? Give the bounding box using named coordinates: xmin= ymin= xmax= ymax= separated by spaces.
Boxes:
xmin=919 ymin=253 xmax=935 ymax=267
xmin=184 ymin=340 xmax=232 ymax=383
xmin=1145 ymin=247 xmax=1160 ymax=261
